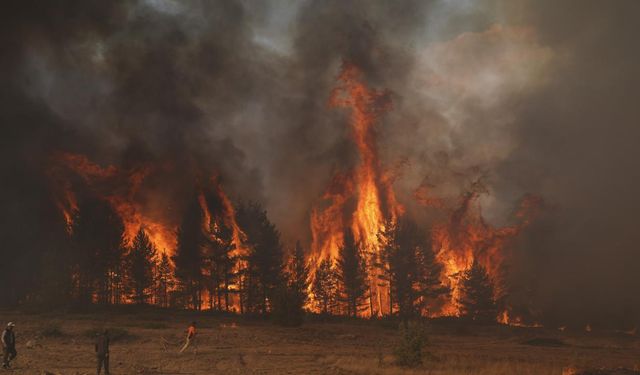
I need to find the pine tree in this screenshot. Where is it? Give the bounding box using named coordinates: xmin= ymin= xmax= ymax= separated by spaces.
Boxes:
xmin=154 ymin=253 xmax=173 ymax=307
xmin=110 ymin=257 xmax=127 ymax=305
xmin=312 ymin=257 xmax=337 ymax=315
xmin=336 ymin=229 xmax=368 ymax=317
xmin=173 ymin=195 xmax=205 ymax=310
xmin=288 ymin=240 xmax=310 ymax=310
xmin=381 ymin=218 xmax=448 ymax=320
xmin=458 ymin=260 xmax=498 ymax=323
xmin=70 ymin=195 xmax=125 ymax=305
xmin=236 ymin=201 xmax=284 ymax=314
xmin=382 ymin=218 xmax=419 ymax=321
xmin=126 ymin=228 xmax=157 ymax=304
xmin=35 ymin=196 xmax=74 ymax=307
xmin=414 ymin=233 xmax=448 ymax=315
xmin=273 ymin=241 xmax=310 ymax=325
xmin=204 ymin=220 xmax=236 ymax=311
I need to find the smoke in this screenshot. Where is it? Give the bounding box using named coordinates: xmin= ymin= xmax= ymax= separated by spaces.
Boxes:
xmin=2 ymin=0 xmax=639 ymax=325
xmin=490 ymin=0 xmax=640 ymax=327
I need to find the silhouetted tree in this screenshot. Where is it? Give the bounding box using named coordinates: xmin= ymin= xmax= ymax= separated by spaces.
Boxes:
xmin=414 ymin=233 xmax=448 ymax=315
xmin=236 ymin=201 xmax=284 ymax=314
xmin=0 ymin=158 xmax=75 ymax=307
xmin=36 ymin=206 xmax=74 ymax=307
xmin=458 ymin=260 xmax=498 ymax=323
xmin=204 ymin=220 xmax=236 ymax=311
xmin=272 ymin=241 xmax=310 ymax=325
xmin=312 ymin=257 xmax=338 ymax=315
xmin=381 ymin=218 xmax=419 ymax=321
xmin=154 ymin=253 xmax=173 ymax=307
xmin=271 ymin=283 xmax=304 ymax=326
xmin=126 ymin=228 xmax=157 ymax=304
xmin=381 ymin=218 xmax=448 ymax=321
xmin=337 ymin=230 xmax=368 ymax=317
xmin=173 ymin=195 xmax=205 ymax=310
xmin=70 ymin=195 xmax=125 ymax=305
xmin=287 ymin=241 xmax=310 ymax=310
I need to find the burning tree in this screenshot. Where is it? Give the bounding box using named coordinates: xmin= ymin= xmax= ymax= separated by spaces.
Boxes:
xmin=310 ymin=62 xmax=400 ymax=317
xmin=34 ymin=62 xmax=542 ymax=325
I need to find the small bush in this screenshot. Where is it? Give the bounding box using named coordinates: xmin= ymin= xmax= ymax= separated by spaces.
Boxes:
xmin=394 ymin=321 xmax=427 ymax=368
xmin=83 ymin=327 xmax=137 ymax=342
xmin=40 ymin=323 xmax=65 ymax=338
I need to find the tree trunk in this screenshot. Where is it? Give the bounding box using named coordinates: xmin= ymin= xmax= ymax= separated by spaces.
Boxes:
xmin=224 ymin=273 xmax=230 ymax=312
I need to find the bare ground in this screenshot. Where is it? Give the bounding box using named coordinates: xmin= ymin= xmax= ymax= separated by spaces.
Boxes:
xmin=1 ymin=309 xmax=638 ymax=375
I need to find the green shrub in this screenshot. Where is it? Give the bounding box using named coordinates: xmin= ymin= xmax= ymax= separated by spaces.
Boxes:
xmin=394 ymin=321 xmax=427 ymax=367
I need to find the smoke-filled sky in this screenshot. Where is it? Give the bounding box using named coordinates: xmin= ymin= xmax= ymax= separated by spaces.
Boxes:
xmin=2 ymin=0 xmax=640 ymax=325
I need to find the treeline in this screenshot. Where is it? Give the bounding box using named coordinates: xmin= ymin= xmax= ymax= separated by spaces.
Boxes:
xmin=5 ymin=191 xmax=500 ymax=324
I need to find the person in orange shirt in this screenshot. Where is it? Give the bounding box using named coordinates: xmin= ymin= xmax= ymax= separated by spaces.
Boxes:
xmin=179 ymin=322 xmax=197 ymax=354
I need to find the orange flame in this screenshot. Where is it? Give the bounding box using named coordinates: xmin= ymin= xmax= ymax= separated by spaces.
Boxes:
xmin=432 ymin=188 xmax=542 ymax=317
xmin=310 ymin=64 xmax=542 ymax=321
xmin=200 ymin=175 xmax=248 ymax=261
xmin=213 ymin=177 xmax=248 ymax=260
xmin=311 ymin=63 xmax=400 ymax=316
xmin=52 ymin=152 xmax=176 ymax=254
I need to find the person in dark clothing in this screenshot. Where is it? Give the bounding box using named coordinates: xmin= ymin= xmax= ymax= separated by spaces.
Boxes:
xmin=2 ymin=322 xmax=16 ymax=369
xmin=95 ymin=329 xmax=110 ymax=375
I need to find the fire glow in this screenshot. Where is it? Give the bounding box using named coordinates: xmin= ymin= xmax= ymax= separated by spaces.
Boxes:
xmin=310 ymin=63 xmax=541 ymax=320
xmin=49 ymin=62 xmax=541 ymax=323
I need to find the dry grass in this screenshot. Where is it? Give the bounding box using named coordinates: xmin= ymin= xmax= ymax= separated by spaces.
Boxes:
xmin=0 ymin=309 xmax=638 ymax=374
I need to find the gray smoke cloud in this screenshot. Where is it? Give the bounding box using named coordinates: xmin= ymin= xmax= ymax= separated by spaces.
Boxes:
xmin=2 ymin=0 xmax=639 ymax=325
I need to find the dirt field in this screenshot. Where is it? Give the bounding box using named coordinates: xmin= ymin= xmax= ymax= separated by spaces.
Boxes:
xmin=0 ymin=309 xmax=638 ymax=375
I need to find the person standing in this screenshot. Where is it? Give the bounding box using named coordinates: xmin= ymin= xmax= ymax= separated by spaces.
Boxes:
xmin=2 ymin=322 xmax=16 ymax=369
xmin=179 ymin=321 xmax=197 ymax=354
xmin=95 ymin=329 xmax=110 ymax=375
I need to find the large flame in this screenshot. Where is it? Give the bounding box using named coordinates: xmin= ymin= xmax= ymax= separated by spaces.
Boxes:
xmin=199 ymin=175 xmax=248 ymax=261
xmin=432 ymin=188 xmax=542 ymax=317
xmin=52 ymin=152 xmax=177 ymax=253
xmin=50 ymin=153 xmax=244 ymax=258
xmin=311 ymin=63 xmax=401 ymax=316
xmin=310 ymin=63 xmax=541 ymax=321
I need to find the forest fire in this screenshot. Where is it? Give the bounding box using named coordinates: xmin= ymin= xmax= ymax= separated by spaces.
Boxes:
xmin=310 ymin=63 xmax=542 ymax=321
xmin=50 ymin=152 xmax=177 ymax=254
xmin=311 ymin=63 xmax=402 ymax=316
xmin=432 ymin=188 xmax=542 ymax=317
xmin=4 ymin=0 xmax=640 ymax=372
xmin=46 ymin=63 xmax=541 ymax=323
xmin=50 ymin=153 xmax=245 ymax=260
